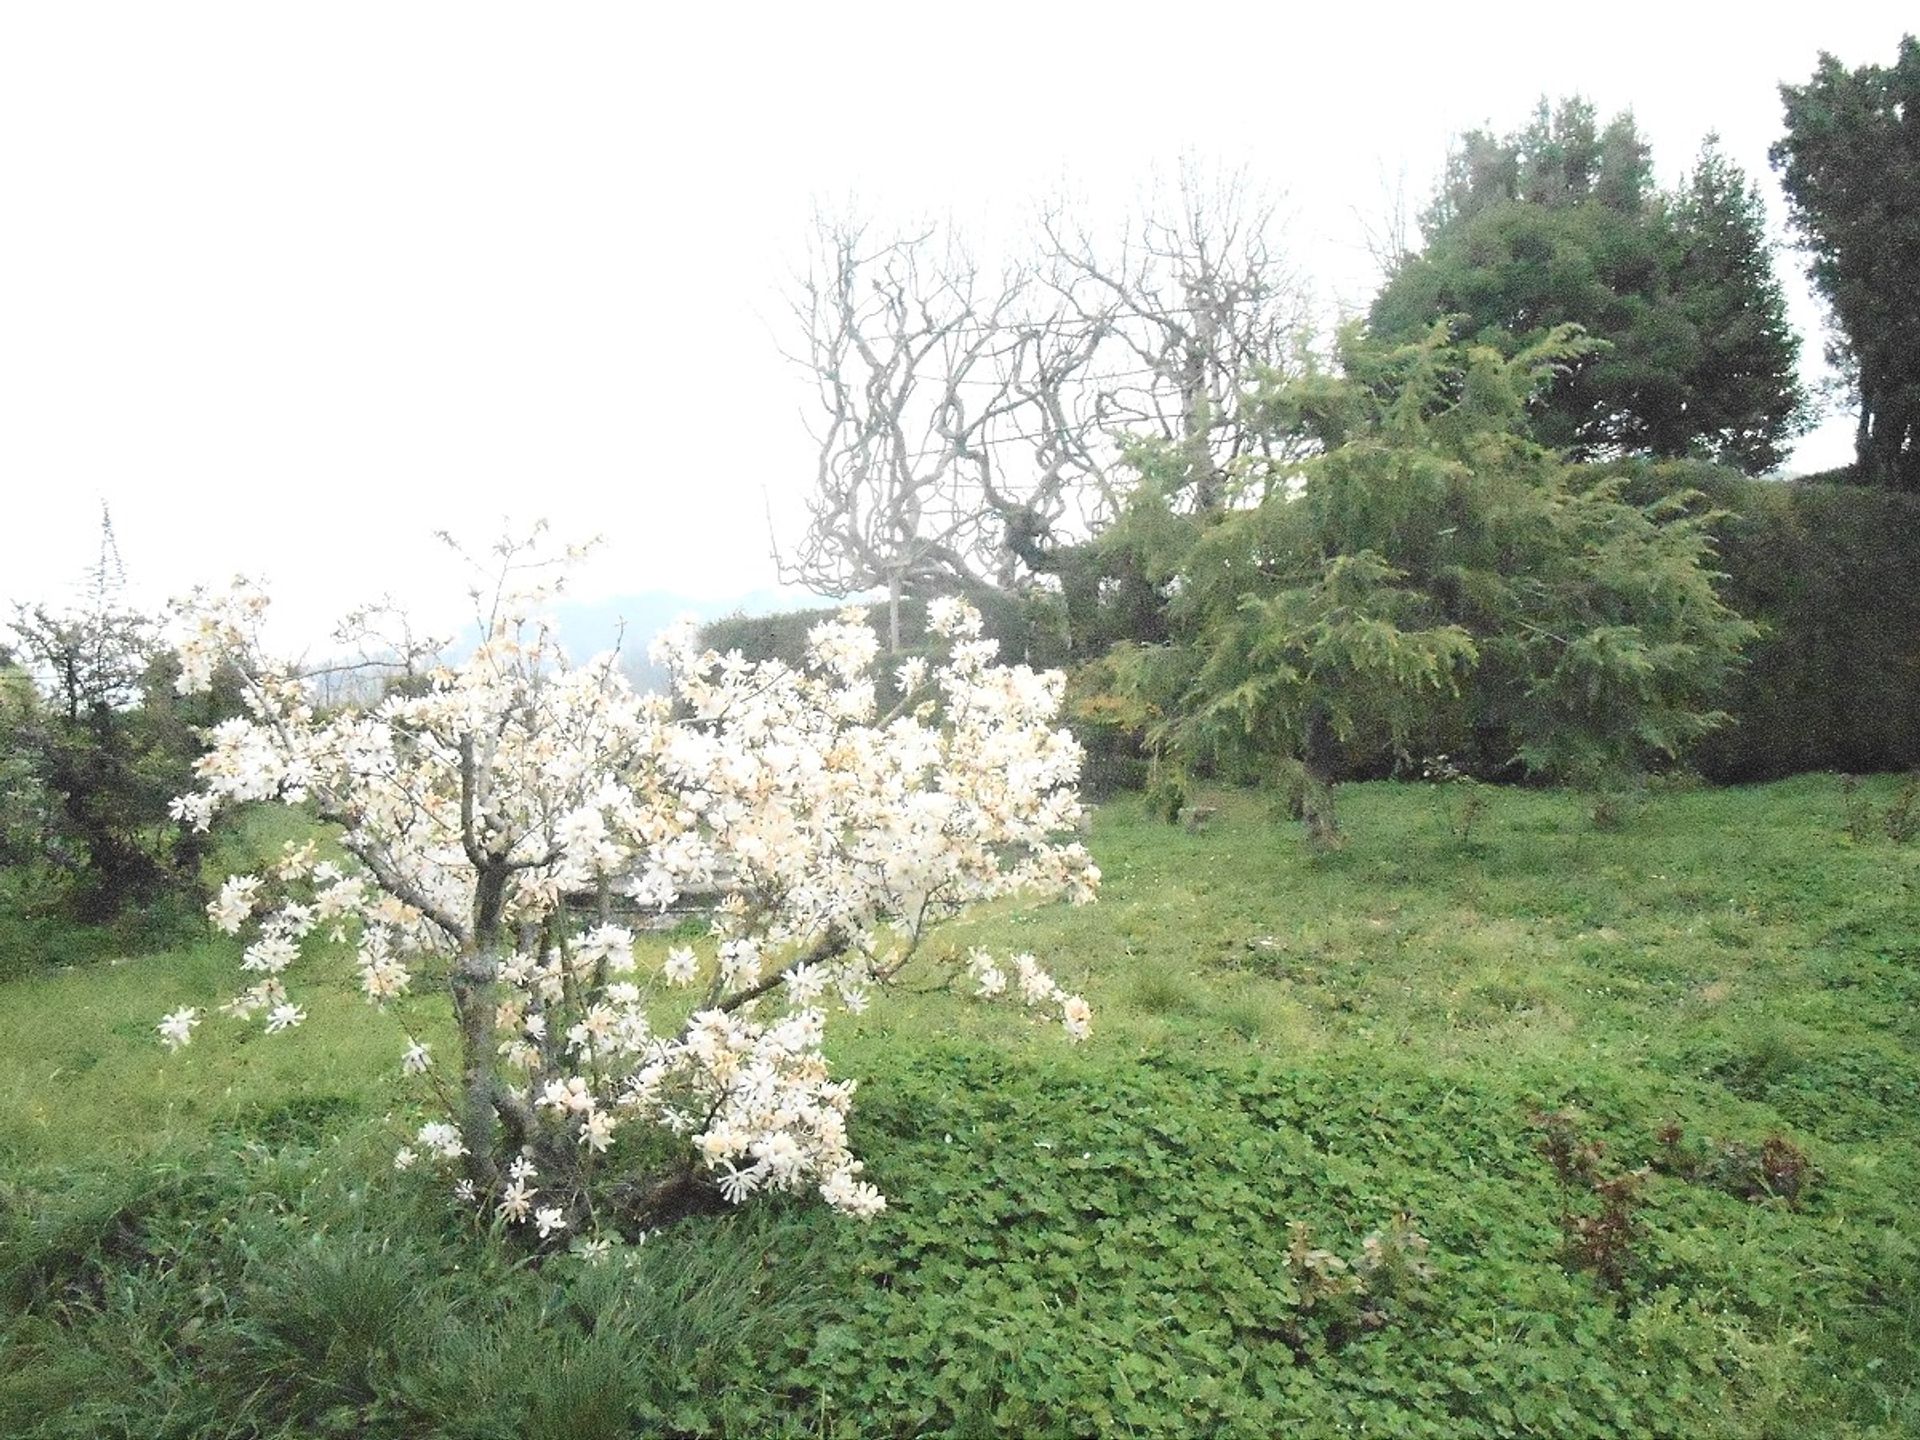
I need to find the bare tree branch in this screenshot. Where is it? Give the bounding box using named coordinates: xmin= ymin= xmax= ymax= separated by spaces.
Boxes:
xmin=782 ymin=169 xmax=1312 ymax=633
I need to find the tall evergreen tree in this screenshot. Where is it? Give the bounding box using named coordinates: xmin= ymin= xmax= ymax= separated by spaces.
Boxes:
xmin=1772 ymin=36 xmax=1920 ymax=491
xmin=1373 ymin=100 xmax=1805 ymax=473
xmin=1663 ymin=138 xmax=1806 ymax=473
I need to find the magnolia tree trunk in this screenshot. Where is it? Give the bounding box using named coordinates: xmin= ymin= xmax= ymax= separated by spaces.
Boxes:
xmin=452 ymin=860 xmax=597 ymax=1206
xmin=450 ymin=951 xmax=502 ymax=1187
xmin=452 ymin=861 xmax=509 ymax=1189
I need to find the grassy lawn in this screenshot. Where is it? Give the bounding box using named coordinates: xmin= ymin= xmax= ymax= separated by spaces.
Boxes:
xmin=2 ymin=774 xmax=1916 ymax=1436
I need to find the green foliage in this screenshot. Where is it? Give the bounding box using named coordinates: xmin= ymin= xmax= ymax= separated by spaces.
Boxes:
xmin=1099 ymin=326 xmax=1756 ymax=841
xmin=1422 ymin=97 xmax=1656 ymax=226
xmin=1058 ymin=460 xmax=1920 ymax=791
xmin=0 ymin=1135 xmax=830 ymax=1439
xmin=0 ymin=659 xmax=49 ymax=868
xmin=1773 ymin=36 xmax=1920 ymax=490
xmin=1665 ymin=141 xmax=1813 ymax=473
xmin=6 ymin=600 xmax=171 ymax=922
xmin=1376 ymin=100 xmax=1805 ymax=472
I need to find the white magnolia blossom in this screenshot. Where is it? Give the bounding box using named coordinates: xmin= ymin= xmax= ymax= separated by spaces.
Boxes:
xmin=417 ymin=1120 xmax=468 ymax=1160
xmin=156 ymin=1006 xmax=202 ymax=1051
xmin=970 ymin=947 xmax=1089 ymax=1041
xmin=209 ymin=875 xmax=262 ymax=935
xmin=162 ymin=545 xmax=1097 ymax=1233
xmin=497 ymin=1176 xmax=537 ymax=1224
xmin=663 ymin=946 xmax=699 ymax=985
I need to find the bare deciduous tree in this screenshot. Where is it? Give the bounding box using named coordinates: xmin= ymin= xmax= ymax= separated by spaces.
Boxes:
xmin=782 ymin=218 xmax=1033 ymax=650
xmin=781 ymin=167 xmax=1311 ymax=647
xmin=1037 ymin=164 xmax=1313 ymax=514
xmin=10 ymin=505 xmax=153 ymax=720
xmin=1354 ymin=160 xmax=1416 ymax=286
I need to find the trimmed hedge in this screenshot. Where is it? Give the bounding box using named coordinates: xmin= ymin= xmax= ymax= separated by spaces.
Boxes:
xmin=704 ymin=598 xmax=929 ymax=667
xmin=1609 ymin=463 xmax=1920 ymax=781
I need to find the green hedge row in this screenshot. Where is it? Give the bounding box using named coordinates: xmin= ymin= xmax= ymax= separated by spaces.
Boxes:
xmin=1611 ymin=463 xmax=1920 ymax=781
xmin=704 ymin=598 xmax=927 ymax=666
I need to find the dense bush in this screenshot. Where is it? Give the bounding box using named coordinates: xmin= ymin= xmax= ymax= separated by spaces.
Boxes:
xmin=0 ymin=643 xmax=239 ymax=968
xmin=1089 ymin=327 xmax=1759 ymax=850
xmin=1117 ymin=462 xmax=1918 ymax=789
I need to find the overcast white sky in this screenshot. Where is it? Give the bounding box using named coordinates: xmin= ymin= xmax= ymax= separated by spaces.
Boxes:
xmin=2 ymin=4 xmax=1910 ymax=648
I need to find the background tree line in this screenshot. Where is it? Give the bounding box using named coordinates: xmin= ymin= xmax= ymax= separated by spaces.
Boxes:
xmin=1369 ymin=98 xmax=1806 ymax=473
xmin=761 ymin=43 xmax=1920 ymax=838
xmin=1772 ymin=34 xmax=1920 ymax=491
xmin=0 ymin=516 xmax=242 ymax=963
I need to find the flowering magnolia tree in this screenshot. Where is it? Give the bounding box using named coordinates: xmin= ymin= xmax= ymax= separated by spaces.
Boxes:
xmin=160 ymin=536 xmax=1097 ymax=1241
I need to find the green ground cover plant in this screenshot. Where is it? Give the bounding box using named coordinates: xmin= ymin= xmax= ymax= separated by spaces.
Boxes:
xmin=2 ymin=775 xmax=1915 ymax=1436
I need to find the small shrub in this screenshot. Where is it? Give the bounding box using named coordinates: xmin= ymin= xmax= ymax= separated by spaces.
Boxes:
xmin=1654 ymin=1123 xmax=1817 ymax=1206
xmin=1531 ymin=1108 xmax=1649 ymax=1299
xmin=1145 ymin=766 xmax=1187 ymax=826
xmin=1422 ymin=754 xmax=1491 ymax=847
xmin=1278 ymin=1214 xmax=1434 ymax=1351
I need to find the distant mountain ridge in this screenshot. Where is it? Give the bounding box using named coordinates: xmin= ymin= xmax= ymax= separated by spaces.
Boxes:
xmin=305 ymin=588 xmax=833 ymax=703
xmin=549 ymin=587 xmax=827 ymax=692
